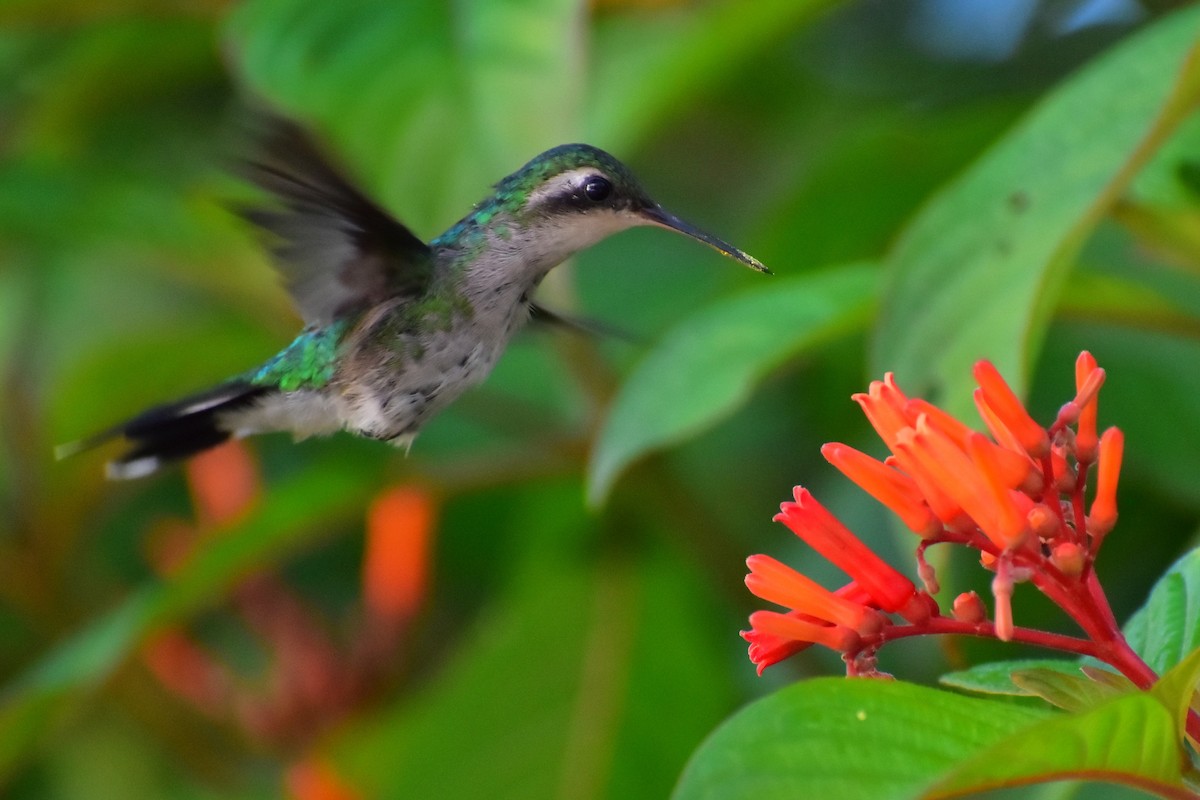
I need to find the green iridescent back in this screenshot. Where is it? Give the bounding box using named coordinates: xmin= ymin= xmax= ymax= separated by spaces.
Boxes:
xmin=249 ymin=319 xmax=350 ymax=392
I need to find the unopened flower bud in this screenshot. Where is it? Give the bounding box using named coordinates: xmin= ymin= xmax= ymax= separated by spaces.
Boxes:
xmin=952 ymin=591 xmax=987 ymax=624
xmin=1027 ymin=504 xmax=1060 ymax=539
xmin=1088 ymin=427 xmax=1123 ymax=539
xmin=855 ymin=608 xmax=887 ymax=638
xmin=1051 ymin=542 xmax=1085 ymax=577
xmin=897 ymin=592 xmax=936 ymax=625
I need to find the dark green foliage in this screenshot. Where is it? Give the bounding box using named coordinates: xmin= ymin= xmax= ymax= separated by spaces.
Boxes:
xmin=3 ymin=2 xmax=1200 ymax=798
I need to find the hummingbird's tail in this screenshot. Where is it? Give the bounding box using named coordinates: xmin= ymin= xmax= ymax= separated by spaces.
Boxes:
xmin=59 ymin=381 xmax=273 ymax=480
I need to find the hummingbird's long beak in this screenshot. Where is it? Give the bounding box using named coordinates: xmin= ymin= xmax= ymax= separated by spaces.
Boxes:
xmin=639 ymin=206 xmax=771 ymax=274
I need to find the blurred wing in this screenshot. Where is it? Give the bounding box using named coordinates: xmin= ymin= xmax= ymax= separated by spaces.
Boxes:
xmin=239 ymin=116 xmax=433 ymax=325
xmin=528 ymin=303 xmax=639 ymax=343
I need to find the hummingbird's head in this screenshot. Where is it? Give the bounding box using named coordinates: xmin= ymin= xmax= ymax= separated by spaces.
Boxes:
xmin=498 ymin=144 xmax=770 ymax=274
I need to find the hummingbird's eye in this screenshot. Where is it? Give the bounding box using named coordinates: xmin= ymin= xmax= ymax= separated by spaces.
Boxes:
xmin=583 ymin=176 xmax=612 ymax=202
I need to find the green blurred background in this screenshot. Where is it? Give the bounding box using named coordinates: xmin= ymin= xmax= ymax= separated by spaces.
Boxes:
xmin=3 ymin=0 xmax=1200 ymax=797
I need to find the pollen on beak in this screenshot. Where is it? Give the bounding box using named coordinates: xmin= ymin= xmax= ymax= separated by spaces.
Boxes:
xmin=639 ymin=206 xmax=771 ymax=274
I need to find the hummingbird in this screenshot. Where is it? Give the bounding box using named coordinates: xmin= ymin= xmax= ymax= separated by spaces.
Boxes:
xmin=73 ymin=116 xmax=769 ymax=479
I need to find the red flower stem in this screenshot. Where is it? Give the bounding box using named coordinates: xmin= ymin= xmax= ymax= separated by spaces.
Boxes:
xmin=1039 ymin=451 xmax=1068 ymax=532
xmin=879 ymin=617 xmax=1099 ymax=657
xmin=1070 ymin=491 xmax=1088 ymax=550
xmin=1069 ymin=458 xmax=1094 ymax=578
xmin=1084 ymin=570 xmax=1121 ymax=632
xmin=1033 ymin=571 xmax=1159 ymax=690
xmin=1028 ymin=571 xmax=1114 ymax=643
xmin=877 ymin=618 xmax=1200 ymax=741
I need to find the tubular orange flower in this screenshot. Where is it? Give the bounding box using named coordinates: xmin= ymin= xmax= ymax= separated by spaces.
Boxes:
xmin=746 ymin=610 xmax=861 ymax=654
xmin=973 ymin=387 xmax=1028 ymax=456
xmin=905 ymin=398 xmax=973 ymax=448
xmin=885 ymin=449 xmax=967 ymax=526
xmin=364 ymin=485 xmax=437 ymax=622
xmin=964 ymin=433 xmax=1030 ymax=548
xmin=974 ymin=361 xmax=1050 ymax=457
xmin=821 ymin=443 xmax=940 ymax=536
xmin=745 ymin=554 xmax=875 ymax=631
xmin=1074 ymin=352 xmax=1101 ymax=463
xmin=852 ymin=373 xmax=914 ymax=449
xmin=895 ymin=418 xmax=1027 ymax=549
xmin=775 ymin=488 xmax=920 ymax=615
xmin=742 ymin=623 xmax=812 ymax=676
xmin=741 ymin=577 xmax=880 ymax=672
xmin=1089 ymin=427 xmax=1123 ymax=537
xmin=285 ymin=757 xmax=362 ymax=800
xmin=185 ymin=440 xmax=261 ymax=527
xmin=745 ymin=352 xmax=1141 ymax=684
xmin=968 ymin=432 xmax=1039 ymax=492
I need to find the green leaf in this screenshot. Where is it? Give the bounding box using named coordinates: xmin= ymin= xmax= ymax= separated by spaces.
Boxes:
xmin=672 ymin=678 xmax=1050 ymax=800
xmin=455 ymin=0 xmax=586 ymax=163
xmin=0 ymin=455 xmax=381 ymax=781
xmin=1147 ymin=642 xmax=1200 ymax=737
xmin=941 ymin=659 xmax=1090 ymax=697
xmin=872 ymin=6 xmax=1200 ymax=417
xmin=1009 ymin=668 xmax=1131 ymax=713
xmin=1124 ymin=548 xmax=1200 ymax=676
xmin=929 ymin=647 xmax=1200 ymax=799
xmin=927 ymin=689 xmax=1185 ymax=798
xmin=588 ymin=0 xmax=838 ymax=153
xmin=1130 ymin=104 xmax=1200 ymax=211
xmin=942 ymin=661 xmax=1136 ymax=712
xmin=587 ymin=263 xmax=876 ymax=504
xmin=1056 ymin=268 xmax=1200 ymax=336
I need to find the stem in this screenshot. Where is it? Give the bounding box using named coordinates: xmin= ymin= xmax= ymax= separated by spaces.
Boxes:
xmin=875 ymin=616 xmax=1200 ymax=742
xmin=1027 ymin=567 xmax=1159 ymax=684
xmin=1084 ymin=570 xmax=1121 ymax=632
xmin=1089 ymin=633 xmax=1159 ymax=690
xmin=879 ymin=617 xmax=1099 ymax=658
xmin=1028 ymin=570 xmax=1113 ymax=644
xmin=1039 ymin=450 xmax=1068 ymax=532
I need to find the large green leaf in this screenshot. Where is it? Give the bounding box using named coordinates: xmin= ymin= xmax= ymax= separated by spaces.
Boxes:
xmin=587 ymin=263 xmax=876 ymax=503
xmin=941 ymin=659 xmax=1093 ymax=697
xmin=1124 ymin=547 xmax=1200 ymax=677
xmin=1008 ymin=668 xmax=1131 ymax=713
xmin=928 ymin=647 xmax=1200 ymax=799
xmin=588 ymin=0 xmax=839 ymax=153
xmin=672 ymin=679 xmax=1051 ymax=800
xmin=872 ymin=6 xmax=1200 ymax=417
xmin=676 ymin=653 xmax=1200 ymax=800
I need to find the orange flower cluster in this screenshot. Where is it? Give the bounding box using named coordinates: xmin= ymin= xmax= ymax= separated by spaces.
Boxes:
xmin=744 ymin=352 xmax=1128 ymax=677
xmin=141 ymin=442 xmax=438 ymax=787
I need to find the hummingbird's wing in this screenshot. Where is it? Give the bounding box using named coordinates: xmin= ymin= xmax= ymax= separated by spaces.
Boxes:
xmin=239 ymin=117 xmax=433 ymax=326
